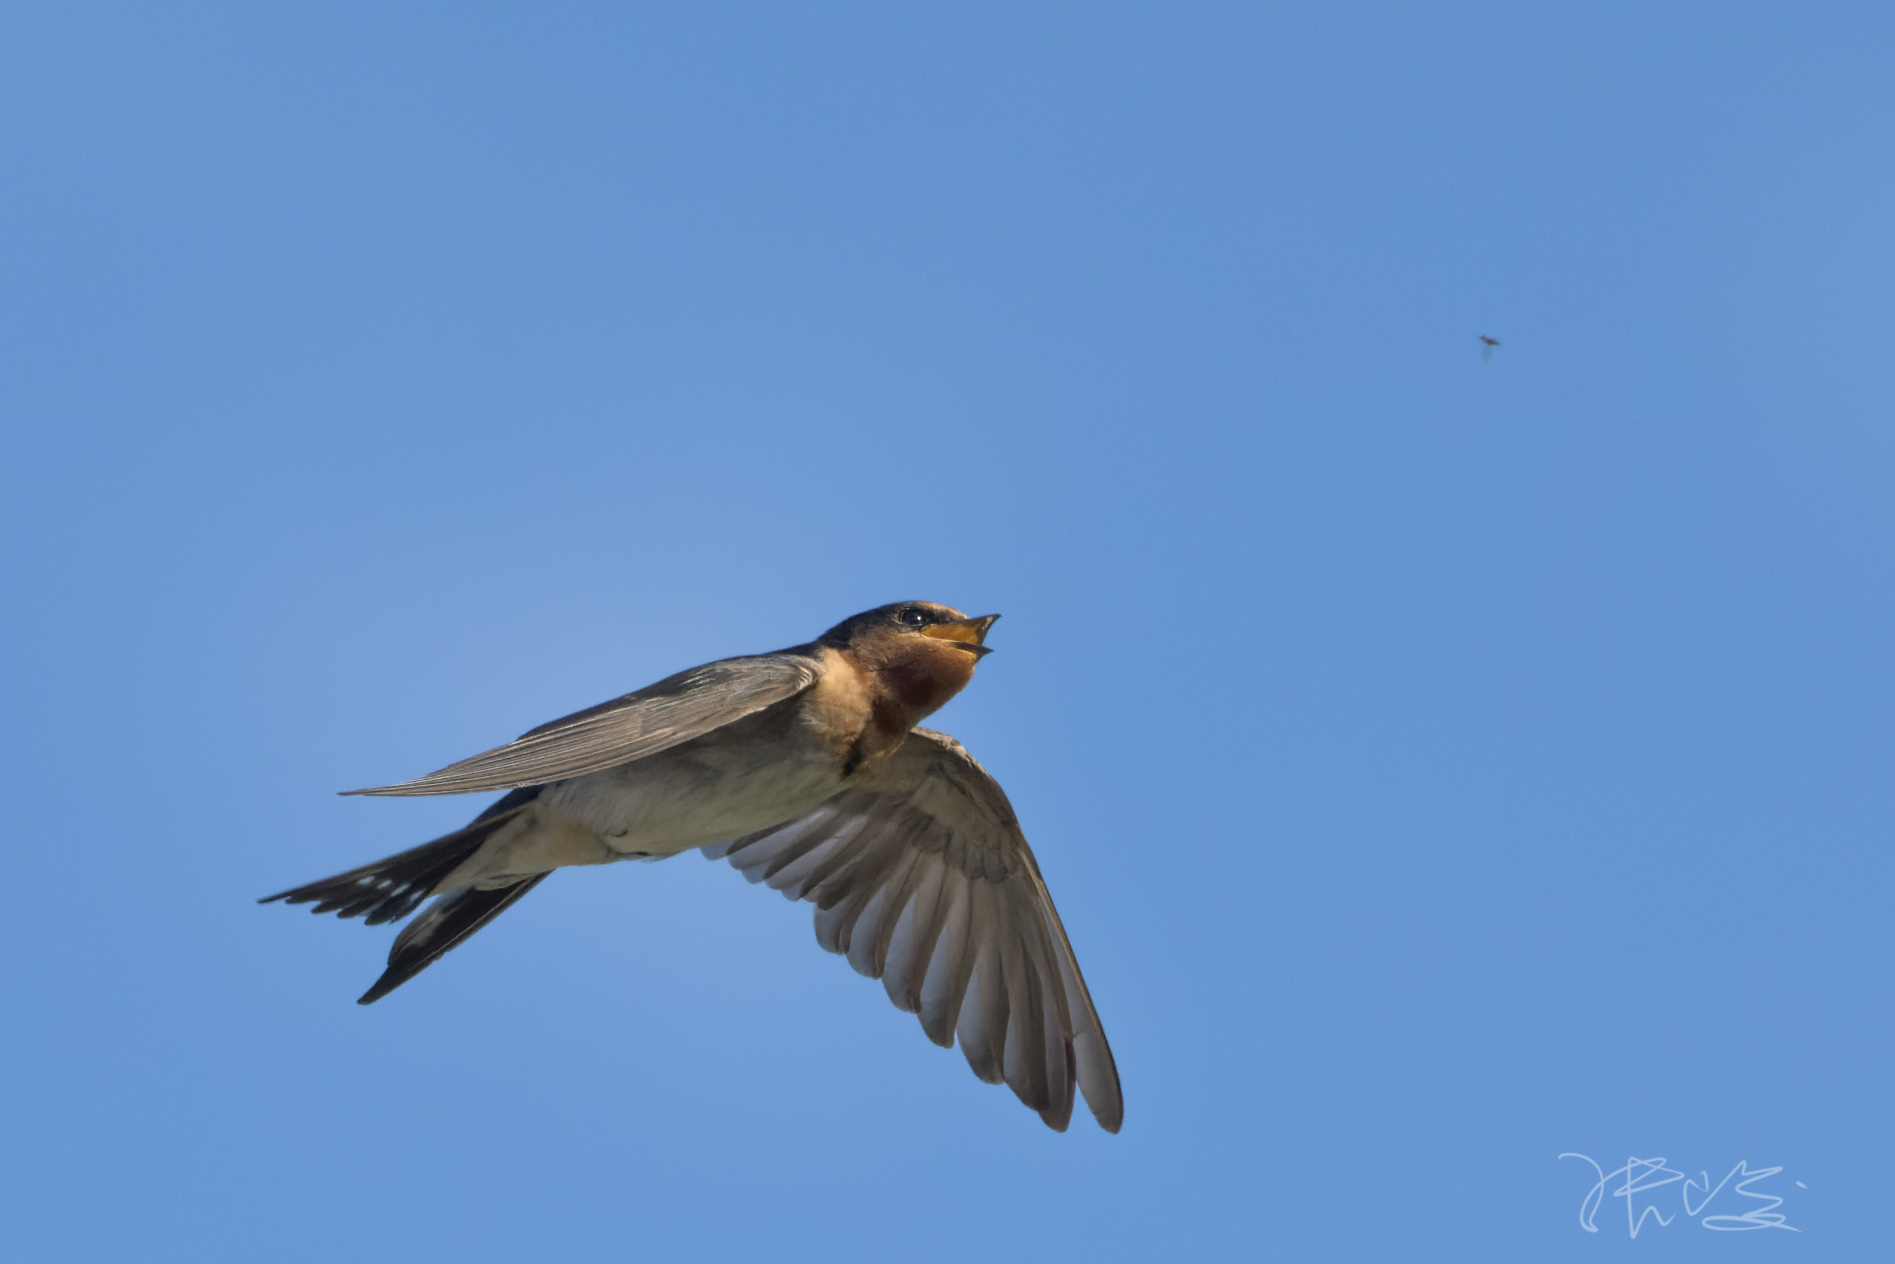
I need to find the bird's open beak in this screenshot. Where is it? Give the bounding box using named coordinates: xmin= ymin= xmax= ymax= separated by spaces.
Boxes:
xmin=922 ymin=614 xmax=1000 ymax=656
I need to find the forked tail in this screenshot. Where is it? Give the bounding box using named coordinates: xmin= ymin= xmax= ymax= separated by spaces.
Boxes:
xmin=354 ymin=874 xmax=549 ymax=1003
xmin=261 ymin=787 xmax=548 ymax=1002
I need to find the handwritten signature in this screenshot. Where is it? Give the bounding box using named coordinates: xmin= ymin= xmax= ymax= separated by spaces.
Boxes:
xmin=1559 ymin=1154 xmax=1803 ymax=1237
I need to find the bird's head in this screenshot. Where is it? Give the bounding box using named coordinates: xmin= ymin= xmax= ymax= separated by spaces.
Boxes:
xmin=819 ymin=601 xmax=1001 ymax=718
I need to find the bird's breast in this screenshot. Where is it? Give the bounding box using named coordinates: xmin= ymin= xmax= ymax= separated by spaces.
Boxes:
xmin=544 ymin=646 xmax=945 ymax=858
xmin=805 ymin=646 xmax=929 ymax=777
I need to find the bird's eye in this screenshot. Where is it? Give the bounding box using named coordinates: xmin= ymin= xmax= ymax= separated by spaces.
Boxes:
xmin=897 ymin=607 xmax=927 ymax=627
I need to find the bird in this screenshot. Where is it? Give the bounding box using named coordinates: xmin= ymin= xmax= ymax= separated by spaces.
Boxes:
xmin=1480 ymin=334 xmax=1500 ymax=361
xmin=262 ymin=601 xmax=1123 ymax=1133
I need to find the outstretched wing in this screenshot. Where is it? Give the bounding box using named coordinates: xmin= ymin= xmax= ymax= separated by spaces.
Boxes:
xmin=346 ymin=653 xmax=820 ymax=796
xmin=706 ymin=728 xmax=1123 ymax=1133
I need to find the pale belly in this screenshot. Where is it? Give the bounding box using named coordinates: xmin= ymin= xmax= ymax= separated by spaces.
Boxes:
xmin=541 ymin=708 xmax=849 ymax=858
xmin=435 ymin=678 xmax=874 ymax=892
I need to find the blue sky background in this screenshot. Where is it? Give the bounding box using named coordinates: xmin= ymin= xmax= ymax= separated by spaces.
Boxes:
xmin=2 ymin=2 xmax=1888 ymax=1258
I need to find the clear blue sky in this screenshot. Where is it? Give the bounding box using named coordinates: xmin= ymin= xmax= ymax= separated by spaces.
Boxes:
xmin=2 ymin=3 xmax=1888 ymax=1258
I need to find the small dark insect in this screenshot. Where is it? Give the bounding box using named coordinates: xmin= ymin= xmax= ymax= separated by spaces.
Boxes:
xmin=1480 ymin=335 xmax=1501 ymax=362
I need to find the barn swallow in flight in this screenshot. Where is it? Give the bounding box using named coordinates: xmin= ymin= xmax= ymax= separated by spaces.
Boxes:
xmin=1480 ymin=334 xmax=1501 ymax=361
xmin=264 ymin=602 xmax=1123 ymax=1133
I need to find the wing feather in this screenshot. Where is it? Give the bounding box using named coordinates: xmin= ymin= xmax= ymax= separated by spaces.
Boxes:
xmin=880 ymin=860 xmax=947 ymax=1014
xmin=959 ymin=891 xmax=1009 ymax=1085
xmin=918 ymin=877 xmax=973 ymax=1048
xmin=345 ymin=653 xmax=819 ymax=796
xmin=713 ymin=728 xmax=1122 ymax=1132
xmin=846 ymin=847 xmax=921 ymax=979
xmin=998 ymin=912 xmax=1042 ymax=1105
xmin=816 ymin=832 xmax=906 ymax=958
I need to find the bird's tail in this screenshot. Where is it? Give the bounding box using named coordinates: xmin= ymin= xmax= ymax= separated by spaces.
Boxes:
xmin=356 ymin=872 xmax=549 ymax=1004
xmin=261 ymin=787 xmax=549 ymax=1001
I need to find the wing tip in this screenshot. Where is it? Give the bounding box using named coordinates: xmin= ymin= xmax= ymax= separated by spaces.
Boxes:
xmin=1084 ymin=1086 xmax=1125 ymax=1133
xmin=341 ymin=778 xmax=532 ymax=798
